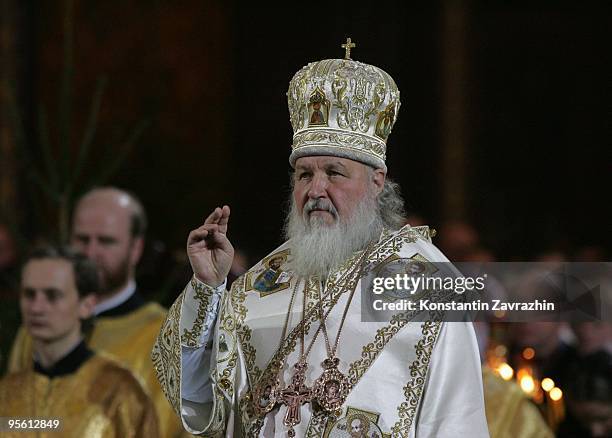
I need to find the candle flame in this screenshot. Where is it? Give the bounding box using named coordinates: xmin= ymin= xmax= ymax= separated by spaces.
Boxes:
xmin=522 ymin=347 xmax=535 ymax=360
xmin=520 ymin=375 xmax=535 ymax=394
xmin=497 ymin=363 xmax=514 ymax=381
xmin=550 ymin=387 xmax=563 ymax=401
xmin=541 ymin=378 xmax=555 ymax=392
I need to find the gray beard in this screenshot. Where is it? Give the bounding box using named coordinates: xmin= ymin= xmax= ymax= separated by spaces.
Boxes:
xmin=284 ymin=193 xmax=384 ymax=279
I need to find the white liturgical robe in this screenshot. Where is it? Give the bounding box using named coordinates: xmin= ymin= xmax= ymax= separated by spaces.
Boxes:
xmin=152 ymin=225 xmax=490 ymax=437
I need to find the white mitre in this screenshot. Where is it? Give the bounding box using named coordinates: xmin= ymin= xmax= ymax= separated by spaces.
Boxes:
xmin=287 ymin=41 xmax=401 ymax=172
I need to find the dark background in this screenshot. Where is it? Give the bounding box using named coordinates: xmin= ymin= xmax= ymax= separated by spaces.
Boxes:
xmin=2 ymin=0 xmax=610 ymax=272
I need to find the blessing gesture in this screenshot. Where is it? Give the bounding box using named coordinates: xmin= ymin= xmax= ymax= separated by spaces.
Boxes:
xmin=187 ymin=205 xmax=234 ymax=287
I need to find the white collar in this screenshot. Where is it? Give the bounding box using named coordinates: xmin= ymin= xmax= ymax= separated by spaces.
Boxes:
xmin=94 ymin=280 xmax=137 ymax=316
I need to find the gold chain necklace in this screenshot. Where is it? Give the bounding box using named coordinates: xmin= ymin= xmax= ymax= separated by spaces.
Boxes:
xmin=275 ymin=280 xmax=322 ymax=437
xmin=310 ymin=245 xmax=372 ymax=413
xmin=252 ymin=274 xmax=347 ymax=419
xmin=278 ymin=245 xmax=373 ymax=436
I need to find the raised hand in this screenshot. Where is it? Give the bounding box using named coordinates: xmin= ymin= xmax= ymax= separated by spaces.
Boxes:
xmin=186 ymin=205 xmax=234 ymax=287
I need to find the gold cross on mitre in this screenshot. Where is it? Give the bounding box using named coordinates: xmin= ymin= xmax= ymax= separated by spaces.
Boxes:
xmin=341 ymin=37 xmax=356 ymax=60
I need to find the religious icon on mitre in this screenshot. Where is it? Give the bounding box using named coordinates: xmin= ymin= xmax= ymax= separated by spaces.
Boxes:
xmin=374 ymin=102 xmax=396 ymax=140
xmin=308 ymin=87 xmax=330 ymax=127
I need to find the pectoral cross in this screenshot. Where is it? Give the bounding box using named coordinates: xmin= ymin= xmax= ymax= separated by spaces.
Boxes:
xmin=341 ymin=37 xmax=356 ymax=60
xmin=279 ymin=361 xmax=312 ymax=437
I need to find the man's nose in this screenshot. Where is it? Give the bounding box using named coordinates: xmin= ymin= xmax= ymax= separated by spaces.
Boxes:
xmin=83 ymin=240 xmax=99 ymax=259
xmin=307 ymin=173 xmax=328 ymax=199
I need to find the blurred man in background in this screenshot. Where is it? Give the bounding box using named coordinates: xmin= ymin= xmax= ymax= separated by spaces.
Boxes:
xmin=572 ymin=322 xmax=612 ymax=355
xmin=0 ymin=246 xmax=159 ymax=437
xmin=7 ymin=187 xmax=184 ymax=437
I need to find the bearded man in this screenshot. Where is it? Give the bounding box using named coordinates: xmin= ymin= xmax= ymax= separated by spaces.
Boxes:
xmin=153 ymin=44 xmax=489 ymax=437
xmin=0 ymin=245 xmax=159 ymax=437
xmin=8 ymin=188 xmax=185 ymax=438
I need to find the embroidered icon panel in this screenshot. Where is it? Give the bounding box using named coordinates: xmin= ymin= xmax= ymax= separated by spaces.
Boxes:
xmin=245 ymin=249 xmax=293 ymax=297
xmin=371 ymin=253 xmax=438 ymax=302
xmin=324 ymin=406 xmax=391 ymax=438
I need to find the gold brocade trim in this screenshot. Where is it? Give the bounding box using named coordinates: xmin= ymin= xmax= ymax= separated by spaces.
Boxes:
xmin=216 ymin=289 xmax=240 ymax=399
xmin=292 ymin=129 xmax=387 ymax=161
xmin=342 ymin=228 xmax=438 ymax=391
xmin=217 ymin=273 xmax=264 ymax=437
xmin=305 ymin=408 xmax=333 ymax=438
xmin=391 ymin=320 xmax=443 ymax=437
xmin=151 ymin=288 xmax=185 ymax=415
xmin=180 ymin=277 xmax=216 ymax=348
xmin=153 ymin=284 xmax=230 ymax=435
xmin=347 ymin=312 xmax=415 ymax=388
xmin=410 ymin=225 xmax=433 ymax=243
xmin=232 ymin=276 xmax=262 ymax=384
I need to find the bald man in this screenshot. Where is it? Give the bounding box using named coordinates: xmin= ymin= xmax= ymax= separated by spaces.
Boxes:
xmin=8 ymin=187 xmax=186 ymax=438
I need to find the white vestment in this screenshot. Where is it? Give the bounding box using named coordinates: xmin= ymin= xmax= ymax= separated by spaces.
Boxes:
xmin=152 ymin=225 xmax=490 ymax=437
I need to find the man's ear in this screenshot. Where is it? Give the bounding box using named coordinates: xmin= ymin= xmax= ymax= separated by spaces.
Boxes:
xmin=78 ymin=294 xmax=96 ymax=320
xmin=372 ymin=168 xmax=386 ymax=195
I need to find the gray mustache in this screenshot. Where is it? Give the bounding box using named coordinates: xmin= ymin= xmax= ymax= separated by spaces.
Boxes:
xmin=303 ymin=198 xmax=338 ymax=218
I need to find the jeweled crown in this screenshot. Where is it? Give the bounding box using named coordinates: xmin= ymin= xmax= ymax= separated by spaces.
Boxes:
xmin=287 ymin=41 xmax=400 ymax=171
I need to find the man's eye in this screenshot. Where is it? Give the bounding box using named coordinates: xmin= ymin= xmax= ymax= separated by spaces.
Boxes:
xmin=45 ymin=290 xmax=60 ymax=302
xmin=75 ymin=236 xmax=89 ymax=244
xmin=298 ymin=173 xmax=311 ymax=180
